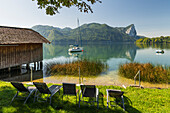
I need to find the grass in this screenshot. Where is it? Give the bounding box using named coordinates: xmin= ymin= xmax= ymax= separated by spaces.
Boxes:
xmin=45 ymin=59 xmax=108 ymax=76
xmin=119 ymin=63 xmax=170 ymax=83
xmin=0 ymin=81 xmax=170 ymax=113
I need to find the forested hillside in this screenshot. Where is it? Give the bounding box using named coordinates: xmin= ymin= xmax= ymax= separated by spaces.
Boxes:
xmin=32 ymin=23 xmax=138 ymax=43
xmin=136 ymin=36 xmax=170 ymax=44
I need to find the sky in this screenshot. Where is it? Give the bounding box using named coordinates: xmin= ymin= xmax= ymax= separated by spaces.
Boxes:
xmin=0 ymin=0 xmax=170 ymax=37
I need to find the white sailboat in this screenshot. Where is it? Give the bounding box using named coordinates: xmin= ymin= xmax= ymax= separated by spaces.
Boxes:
xmin=156 ymin=49 xmax=164 ymax=53
xmin=68 ymin=19 xmax=83 ymax=52
xmin=68 ymin=44 xmax=83 ymax=52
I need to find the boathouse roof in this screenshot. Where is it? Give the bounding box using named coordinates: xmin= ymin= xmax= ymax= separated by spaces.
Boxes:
xmin=0 ymin=26 xmax=50 ymax=44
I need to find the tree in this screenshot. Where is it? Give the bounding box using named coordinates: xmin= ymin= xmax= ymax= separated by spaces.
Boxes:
xmin=32 ymin=0 xmax=102 ymax=15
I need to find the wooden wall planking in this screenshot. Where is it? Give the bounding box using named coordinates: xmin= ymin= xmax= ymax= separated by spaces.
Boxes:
xmin=0 ymin=43 xmax=43 ymax=69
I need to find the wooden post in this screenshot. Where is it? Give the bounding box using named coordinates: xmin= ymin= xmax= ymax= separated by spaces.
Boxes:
xmin=26 ymin=63 xmax=30 ymax=72
xmin=139 ymin=70 xmax=141 ymax=86
xmin=20 ymin=65 xmax=22 ymax=70
xmin=34 ymin=62 xmax=36 ymax=71
xmin=40 ymin=61 xmax=43 ymax=70
xmin=8 ymin=67 xmax=11 ymax=73
xmin=37 ymin=62 xmax=39 ymax=70
xmin=79 ymin=66 xmax=81 ymax=84
xmin=17 ymin=65 xmax=21 ymax=74
xmin=8 ymin=67 xmax=11 ymax=77
xmin=31 ymin=67 xmax=33 ymax=82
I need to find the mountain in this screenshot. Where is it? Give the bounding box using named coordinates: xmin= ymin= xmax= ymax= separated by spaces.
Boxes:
xmin=32 ymin=23 xmax=139 ymax=43
xmin=116 ymin=24 xmax=136 ymax=37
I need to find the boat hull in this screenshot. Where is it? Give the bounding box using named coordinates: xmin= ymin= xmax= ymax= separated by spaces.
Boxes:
xmin=156 ymin=50 xmax=164 ymax=53
xmin=68 ymin=49 xmax=83 ymax=52
xmin=68 ymin=46 xmax=83 ymax=52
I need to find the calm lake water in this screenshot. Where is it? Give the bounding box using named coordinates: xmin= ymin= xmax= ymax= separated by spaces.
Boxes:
xmin=1 ymin=43 xmax=170 ymax=88
xmin=39 ymin=43 xmax=170 ymax=88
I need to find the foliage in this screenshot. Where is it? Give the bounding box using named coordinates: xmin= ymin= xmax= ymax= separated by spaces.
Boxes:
xmin=119 ymin=63 xmax=170 ymax=83
xmin=136 ymin=36 xmax=170 ymax=44
xmin=136 ymin=43 xmax=170 ymax=49
xmin=32 ymin=23 xmax=136 ymax=43
xmin=32 ymin=0 xmax=102 ymax=15
xmin=45 ymin=59 xmax=108 ymax=76
xmin=0 ymin=81 xmax=170 ymax=113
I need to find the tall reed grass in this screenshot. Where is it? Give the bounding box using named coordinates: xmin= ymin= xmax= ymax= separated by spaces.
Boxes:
xmin=45 ymin=59 xmax=108 ymax=76
xmin=119 ymin=63 xmax=169 ymax=83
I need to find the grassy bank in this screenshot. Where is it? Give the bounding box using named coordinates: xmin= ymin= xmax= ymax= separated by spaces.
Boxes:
xmin=0 ymin=81 xmax=170 ymax=113
xmin=45 ymin=59 xmax=108 ymax=76
xmin=119 ymin=63 xmax=170 ymax=83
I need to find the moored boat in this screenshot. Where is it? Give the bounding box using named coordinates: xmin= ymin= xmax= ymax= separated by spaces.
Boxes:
xmin=156 ymin=50 xmax=164 ymax=53
xmin=68 ymin=45 xmax=83 ymax=52
xmin=68 ymin=19 xmax=83 ymax=52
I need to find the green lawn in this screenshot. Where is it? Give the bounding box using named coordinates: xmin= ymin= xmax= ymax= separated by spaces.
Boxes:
xmin=0 ymin=81 xmax=169 ymax=113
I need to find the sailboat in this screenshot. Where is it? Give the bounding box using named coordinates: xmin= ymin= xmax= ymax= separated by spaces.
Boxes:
xmin=68 ymin=44 xmax=83 ymax=52
xmin=156 ymin=49 xmax=164 ymax=53
xmin=68 ymin=19 xmax=83 ymax=52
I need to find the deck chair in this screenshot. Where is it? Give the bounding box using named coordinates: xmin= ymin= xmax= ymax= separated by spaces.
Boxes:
xmin=79 ymin=85 xmax=99 ymax=108
xmin=10 ymin=82 xmax=36 ymax=104
xmin=62 ymin=83 xmax=79 ymax=103
xmin=106 ymin=89 xmax=125 ymax=111
xmin=33 ymin=82 xmax=62 ymax=105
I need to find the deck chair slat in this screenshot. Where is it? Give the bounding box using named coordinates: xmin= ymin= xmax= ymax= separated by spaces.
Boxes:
xmin=33 ymin=82 xmax=62 ymax=105
xmin=62 ymin=83 xmax=78 ymax=104
xmin=10 ymin=82 xmax=36 ymax=104
xmin=79 ymin=85 xmax=99 ymax=108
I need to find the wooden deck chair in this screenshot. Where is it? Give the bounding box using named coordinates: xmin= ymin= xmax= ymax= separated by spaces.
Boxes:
xmin=33 ymin=82 xmax=62 ymax=105
xmin=10 ymin=82 xmax=36 ymax=104
xmin=106 ymin=89 xmax=125 ymax=111
xmin=79 ymin=85 xmax=99 ymax=108
xmin=62 ymin=83 xmax=79 ymax=103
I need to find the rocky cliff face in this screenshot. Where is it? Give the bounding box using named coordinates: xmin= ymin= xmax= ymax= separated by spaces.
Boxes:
xmin=125 ymin=24 xmax=137 ymax=37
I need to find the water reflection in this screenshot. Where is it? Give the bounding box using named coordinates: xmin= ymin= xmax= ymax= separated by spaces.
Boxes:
xmin=156 ymin=53 xmax=164 ymax=55
xmin=43 ymin=43 xmax=137 ymax=73
xmin=68 ymin=51 xmax=83 ymax=57
xmin=1 ymin=42 xmax=170 ymax=88
xmin=41 ymin=43 xmax=170 ymax=88
xmin=0 ymin=68 xmax=43 ymax=82
xmin=43 ymin=43 xmax=170 ymax=73
xmin=44 ymin=43 xmax=137 ymax=62
xmin=136 ymin=43 xmax=170 ymax=49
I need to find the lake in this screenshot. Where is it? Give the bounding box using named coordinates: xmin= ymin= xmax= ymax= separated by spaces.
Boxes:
xmin=1 ymin=43 xmax=170 ymax=88
xmin=40 ymin=43 xmax=169 ymax=88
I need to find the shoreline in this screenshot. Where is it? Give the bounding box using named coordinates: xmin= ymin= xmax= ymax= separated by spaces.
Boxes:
xmin=21 ymin=74 xmax=169 ymax=89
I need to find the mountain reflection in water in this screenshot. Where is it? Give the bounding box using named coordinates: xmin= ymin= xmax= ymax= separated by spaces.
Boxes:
xmin=43 ymin=43 xmax=137 ymax=62
xmin=1 ymin=43 xmax=170 ymax=88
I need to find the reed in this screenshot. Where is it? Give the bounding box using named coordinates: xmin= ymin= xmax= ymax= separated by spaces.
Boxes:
xmin=45 ymin=59 xmax=108 ymax=76
xmin=119 ymin=63 xmax=169 ymax=83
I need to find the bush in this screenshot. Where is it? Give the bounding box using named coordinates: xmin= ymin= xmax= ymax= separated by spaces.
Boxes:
xmin=119 ymin=63 xmax=169 ymax=83
xmin=45 ymin=59 xmax=108 ymax=76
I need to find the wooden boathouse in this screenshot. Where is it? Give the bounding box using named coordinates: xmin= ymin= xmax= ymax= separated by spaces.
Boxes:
xmin=0 ymin=26 xmax=50 ymax=72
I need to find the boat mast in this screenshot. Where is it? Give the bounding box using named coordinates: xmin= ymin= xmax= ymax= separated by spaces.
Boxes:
xmin=77 ymin=18 xmax=82 ymax=47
